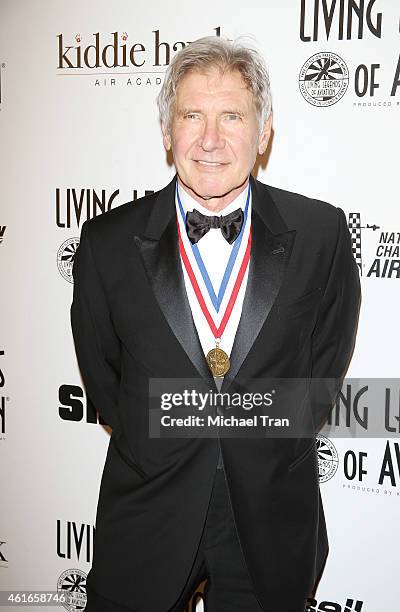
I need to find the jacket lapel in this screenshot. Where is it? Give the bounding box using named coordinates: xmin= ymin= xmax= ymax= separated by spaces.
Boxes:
xmin=133 ymin=176 xmax=215 ymax=384
xmin=220 ymin=176 xmax=296 ymax=393
xmin=133 ymin=175 xmax=296 ymax=390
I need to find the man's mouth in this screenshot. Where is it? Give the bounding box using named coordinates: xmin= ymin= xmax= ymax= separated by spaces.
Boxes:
xmin=194 ymin=160 xmax=227 ymax=166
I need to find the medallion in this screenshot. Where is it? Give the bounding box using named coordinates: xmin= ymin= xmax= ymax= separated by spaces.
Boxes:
xmin=206 ymin=346 xmax=230 ymax=377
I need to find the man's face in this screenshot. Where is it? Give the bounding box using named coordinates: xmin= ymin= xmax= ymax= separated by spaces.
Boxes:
xmin=162 ymin=67 xmax=272 ymax=210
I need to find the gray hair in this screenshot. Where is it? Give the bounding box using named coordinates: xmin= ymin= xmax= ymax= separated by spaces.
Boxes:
xmin=157 ymin=36 xmax=272 ymax=133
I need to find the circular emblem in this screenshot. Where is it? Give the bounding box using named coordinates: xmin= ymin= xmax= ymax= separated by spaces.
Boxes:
xmin=299 ymin=52 xmax=349 ymax=107
xmin=316 ymin=434 xmax=339 ymax=483
xmin=57 ymin=238 xmax=79 ymax=283
xmin=206 ymin=347 xmax=230 ymax=377
xmin=57 ymin=568 xmax=87 ymax=611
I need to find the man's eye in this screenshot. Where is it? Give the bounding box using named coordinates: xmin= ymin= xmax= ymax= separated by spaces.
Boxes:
xmin=224 ymin=114 xmax=240 ymax=121
xmin=184 ymin=113 xmax=200 ymax=120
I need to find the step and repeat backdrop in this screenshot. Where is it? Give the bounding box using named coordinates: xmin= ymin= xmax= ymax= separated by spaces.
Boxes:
xmin=1 ymin=0 xmax=399 ymax=610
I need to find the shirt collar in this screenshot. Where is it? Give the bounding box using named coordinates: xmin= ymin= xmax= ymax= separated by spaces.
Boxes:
xmin=176 ymin=179 xmax=250 ymax=217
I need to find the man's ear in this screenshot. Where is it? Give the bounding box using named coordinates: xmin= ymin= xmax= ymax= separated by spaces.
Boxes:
xmin=258 ymin=112 xmax=273 ymax=155
xmin=162 ymin=122 xmax=172 ymax=151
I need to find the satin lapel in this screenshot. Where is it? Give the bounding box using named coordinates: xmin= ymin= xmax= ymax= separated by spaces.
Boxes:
xmin=133 ymin=176 xmax=217 ymax=386
xmin=220 ymin=177 xmax=296 ymax=394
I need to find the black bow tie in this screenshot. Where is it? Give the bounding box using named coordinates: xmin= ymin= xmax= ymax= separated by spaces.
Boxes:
xmin=185 ymin=208 xmax=244 ymax=245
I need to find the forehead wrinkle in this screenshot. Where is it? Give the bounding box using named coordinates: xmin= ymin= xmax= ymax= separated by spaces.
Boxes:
xmin=179 ymin=104 xmax=247 ymax=116
xmin=176 ymin=68 xmax=250 ymax=98
xmin=176 ymin=90 xmax=252 ymax=116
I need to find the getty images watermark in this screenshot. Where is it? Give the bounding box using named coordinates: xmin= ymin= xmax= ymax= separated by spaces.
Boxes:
xmin=158 ymin=386 xmax=287 ymax=430
xmin=148 ymin=378 xmax=400 ymax=439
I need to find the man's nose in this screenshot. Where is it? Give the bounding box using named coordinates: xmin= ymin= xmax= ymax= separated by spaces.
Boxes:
xmin=198 ymin=119 xmax=225 ymax=151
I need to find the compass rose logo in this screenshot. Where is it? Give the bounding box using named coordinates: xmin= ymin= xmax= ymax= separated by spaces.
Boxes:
xmin=57 ymin=237 xmax=80 ymax=283
xmin=57 ymin=568 xmax=87 ymax=611
xmin=316 ymin=434 xmax=339 ymax=482
xmin=299 ymin=52 xmax=349 ymax=106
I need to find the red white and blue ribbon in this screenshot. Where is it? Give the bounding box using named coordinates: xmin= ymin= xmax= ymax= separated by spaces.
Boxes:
xmin=176 ymin=184 xmax=252 ymax=341
xmin=176 ymin=182 xmax=251 ymax=313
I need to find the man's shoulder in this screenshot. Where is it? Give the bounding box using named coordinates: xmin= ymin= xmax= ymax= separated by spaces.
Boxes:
xmin=252 ymin=178 xmax=344 ymax=245
xmin=259 ymin=179 xmax=340 ymax=225
xmin=81 ymin=180 xmax=173 ymax=243
xmin=84 ymin=190 xmax=157 ymax=234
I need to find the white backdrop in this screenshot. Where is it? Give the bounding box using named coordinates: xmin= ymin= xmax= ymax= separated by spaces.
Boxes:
xmin=1 ymin=1 xmax=399 ymax=610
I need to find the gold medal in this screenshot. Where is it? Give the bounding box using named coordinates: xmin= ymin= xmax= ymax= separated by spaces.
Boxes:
xmin=206 ymin=338 xmax=230 ymax=377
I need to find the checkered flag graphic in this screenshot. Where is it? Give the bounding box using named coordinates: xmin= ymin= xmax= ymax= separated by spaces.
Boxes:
xmin=348 ymin=213 xmax=362 ymax=275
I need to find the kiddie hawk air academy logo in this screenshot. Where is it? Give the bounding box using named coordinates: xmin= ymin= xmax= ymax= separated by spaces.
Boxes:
xmin=57 ymin=568 xmax=87 ymax=612
xmin=316 ymin=434 xmax=339 ymax=483
xmin=57 ymin=28 xmax=222 ymax=87
xmin=57 ymin=238 xmax=79 ymax=283
xmin=299 ymin=52 xmax=349 ymax=106
xmin=347 ymin=212 xmax=400 ymax=278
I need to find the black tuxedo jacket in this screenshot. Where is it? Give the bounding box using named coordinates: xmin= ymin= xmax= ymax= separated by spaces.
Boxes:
xmin=71 ymin=174 xmax=361 ymax=612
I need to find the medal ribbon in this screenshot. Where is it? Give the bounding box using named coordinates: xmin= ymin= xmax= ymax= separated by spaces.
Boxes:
xmin=177 ymin=221 xmax=252 ymax=340
xmin=176 ymin=182 xmax=251 ymax=312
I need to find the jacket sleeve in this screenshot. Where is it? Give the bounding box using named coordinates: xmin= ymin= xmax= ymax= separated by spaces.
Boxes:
xmin=309 ymin=206 xmax=362 ymax=433
xmin=70 ymin=219 xmax=122 ymax=432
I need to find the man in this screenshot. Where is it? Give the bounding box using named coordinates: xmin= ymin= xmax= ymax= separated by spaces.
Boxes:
xmin=71 ymin=37 xmax=361 ymax=612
